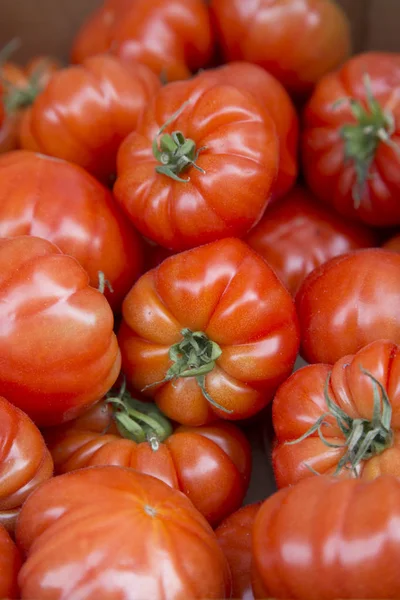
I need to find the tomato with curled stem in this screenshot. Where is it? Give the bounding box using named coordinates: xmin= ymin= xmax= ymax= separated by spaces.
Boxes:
xmin=0 ymin=523 xmax=21 ymax=599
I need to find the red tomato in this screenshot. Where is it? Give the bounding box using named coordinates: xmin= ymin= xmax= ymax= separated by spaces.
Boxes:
xmin=215 ymin=503 xmax=261 ymax=600
xmin=383 ymin=232 xmax=400 ymax=252
xmin=0 ymin=236 xmax=121 ymax=426
xmin=253 ymin=475 xmax=400 ymax=599
xmin=245 ymin=185 xmax=378 ymax=296
xmin=0 ymin=523 xmax=21 ymax=599
xmin=209 ymin=0 xmax=351 ymax=98
xmin=303 ymin=52 xmax=400 ymax=227
xmin=19 ymin=55 xmax=160 ymax=181
xmin=16 ymin=466 xmax=232 ymax=599
xmin=0 ymin=150 xmax=144 ymax=312
xmin=71 ymin=0 xmax=214 ymax=82
xmin=119 ymin=238 xmax=299 ymax=425
xmin=296 ymin=248 xmax=400 ymax=364
xmin=114 ymin=77 xmax=278 ymax=251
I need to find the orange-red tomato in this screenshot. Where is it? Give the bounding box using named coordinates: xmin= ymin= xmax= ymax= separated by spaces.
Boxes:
xmin=19 ymin=55 xmax=160 ymax=181
xmin=71 ymin=0 xmax=214 ymax=82
xmin=16 ymin=466 xmax=232 ymax=599
xmin=209 ymin=0 xmax=351 ymax=98
xmin=245 ymin=185 xmax=378 ymax=296
xmin=0 ymin=236 xmax=121 ymax=426
xmin=216 ymin=503 xmax=261 ymax=600
xmin=0 ymin=150 xmax=144 ymax=311
xmin=0 ymin=523 xmax=21 ymax=599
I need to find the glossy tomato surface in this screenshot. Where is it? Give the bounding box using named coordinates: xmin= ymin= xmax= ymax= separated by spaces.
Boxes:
xmin=296 ymin=248 xmax=400 ymax=364
xmin=119 ymin=238 xmax=299 ymax=425
xmin=19 ymin=55 xmax=160 ymax=181
xmin=16 ymin=466 xmax=232 ymax=600
xmin=0 ymin=236 xmax=121 ymax=426
xmin=253 ymin=475 xmax=400 ymax=599
xmin=245 ymin=185 xmax=378 ymax=296
xmin=0 ymin=151 xmax=143 ymax=311
xmin=0 ymin=523 xmax=21 ymax=599
xmin=210 ymin=0 xmax=351 ymax=97
xmin=114 ymin=78 xmax=278 ymax=251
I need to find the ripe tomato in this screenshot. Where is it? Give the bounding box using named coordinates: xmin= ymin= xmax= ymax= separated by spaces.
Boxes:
xmin=245 ymin=185 xmax=378 ymax=296
xmin=296 ymin=248 xmax=400 ymax=364
xmin=114 ymin=77 xmax=278 ymax=251
xmin=0 ymin=150 xmax=144 ymax=312
xmin=71 ymin=0 xmax=214 ymax=82
xmin=215 ymin=503 xmax=261 ymax=600
xmin=209 ymin=0 xmax=351 ymax=98
xmin=16 ymin=466 xmax=232 ymax=599
xmin=253 ymin=475 xmax=400 ymax=599
xmin=0 ymin=236 xmax=121 ymax=426
xmin=303 ymin=52 xmax=400 ymax=227
xmin=0 ymin=523 xmax=21 ymax=600
xmin=119 ymin=238 xmax=299 ymax=425
xmin=19 ymin=55 xmax=160 ymax=181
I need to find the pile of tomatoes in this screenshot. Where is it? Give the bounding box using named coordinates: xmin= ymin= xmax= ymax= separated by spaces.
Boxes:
xmin=2 ymin=0 xmax=400 ymax=598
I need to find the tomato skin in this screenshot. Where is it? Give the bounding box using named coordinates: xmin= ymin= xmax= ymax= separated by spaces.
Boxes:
xmin=0 ymin=236 xmax=121 ymax=426
xmin=114 ymin=78 xmax=278 ymax=251
xmin=0 ymin=523 xmax=21 ymax=599
xmin=71 ymin=0 xmax=214 ymax=82
xmin=16 ymin=466 xmax=232 ymax=600
xmin=215 ymin=503 xmax=261 ymax=600
xmin=19 ymin=55 xmax=160 ymax=181
xmin=0 ymin=150 xmax=144 ymax=312
xmin=296 ymin=248 xmax=400 ymax=364
xmin=119 ymin=238 xmax=299 ymax=425
xmin=209 ymin=0 xmax=351 ymax=98
xmin=245 ymin=185 xmax=378 ymax=296
xmin=253 ymin=475 xmax=400 ymax=599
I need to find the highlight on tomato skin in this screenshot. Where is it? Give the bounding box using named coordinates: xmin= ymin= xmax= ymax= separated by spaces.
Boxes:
xmin=0 ymin=523 xmax=21 ymax=600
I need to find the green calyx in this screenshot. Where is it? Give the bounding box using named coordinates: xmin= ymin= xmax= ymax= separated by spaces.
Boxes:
xmin=97 ymin=271 xmax=114 ymax=295
xmin=286 ymin=368 xmax=393 ymax=477
xmin=2 ymin=57 xmax=49 ymax=114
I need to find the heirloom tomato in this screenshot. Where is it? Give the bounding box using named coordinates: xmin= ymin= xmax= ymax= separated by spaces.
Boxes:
xmin=0 ymin=236 xmax=121 ymax=426
xmin=114 ymin=77 xmax=278 ymax=251
xmin=296 ymin=248 xmax=400 ymax=364
xmin=253 ymin=476 xmax=400 ymax=599
xmin=209 ymin=0 xmax=351 ymax=98
xmin=16 ymin=466 xmax=232 ymax=600
xmin=119 ymin=238 xmax=299 ymax=425
xmin=0 ymin=150 xmax=143 ymax=311
xmin=19 ymin=55 xmax=160 ymax=181
xmin=71 ymin=0 xmax=214 ymax=82
xmin=303 ymin=52 xmax=400 ymax=227
xmin=0 ymin=523 xmax=21 ymax=600
xmin=245 ymin=185 xmax=377 ymax=296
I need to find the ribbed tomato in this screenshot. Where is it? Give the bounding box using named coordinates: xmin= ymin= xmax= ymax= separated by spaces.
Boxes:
xmin=0 ymin=523 xmax=21 ymax=600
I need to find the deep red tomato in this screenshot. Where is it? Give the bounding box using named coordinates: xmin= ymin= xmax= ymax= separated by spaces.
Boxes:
xmin=19 ymin=55 xmax=160 ymax=181
xmin=0 ymin=523 xmax=21 ymax=599
xmin=273 ymin=340 xmax=400 ymax=489
xmin=245 ymin=185 xmax=378 ymax=296
xmin=43 ymin=390 xmax=251 ymax=526
xmin=0 ymin=236 xmax=121 ymax=426
xmin=114 ymin=77 xmax=278 ymax=251
xmin=209 ymin=0 xmax=351 ymax=98
xmin=16 ymin=466 xmax=232 ymax=599
xmin=0 ymin=396 xmax=53 ymax=533
xmin=303 ymin=52 xmax=400 ymax=227
xmin=253 ymin=475 xmax=400 ymax=599
xmin=215 ymin=502 xmax=261 ymax=600
xmin=71 ymin=0 xmax=214 ymax=82
xmin=0 ymin=150 xmax=143 ymax=312
xmin=119 ymin=238 xmax=299 ymax=425
xmin=296 ymin=248 xmax=400 ymax=364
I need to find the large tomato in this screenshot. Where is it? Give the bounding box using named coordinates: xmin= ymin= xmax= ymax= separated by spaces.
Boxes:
xmin=114 ymin=77 xmax=278 ymax=251
xmin=253 ymin=475 xmax=400 ymax=599
xmin=19 ymin=55 xmax=160 ymax=181
xmin=0 ymin=150 xmax=143 ymax=311
xmin=0 ymin=236 xmax=121 ymax=426
xmin=0 ymin=523 xmax=21 ymax=600
xmin=296 ymin=248 xmax=400 ymax=364
xmin=119 ymin=238 xmax=299 ymax=425
xmin=71 ymin=0 xmax=214 ymax=82
xmin=303 ymin=52 xmax=400 ymax=227
xmin=16 ymin=466 xmax=232 ymax=599
xmin=209 ymin=0 xmax=351 ymax=98
xmin=245 ymin=185 xmax=378 ymax=296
